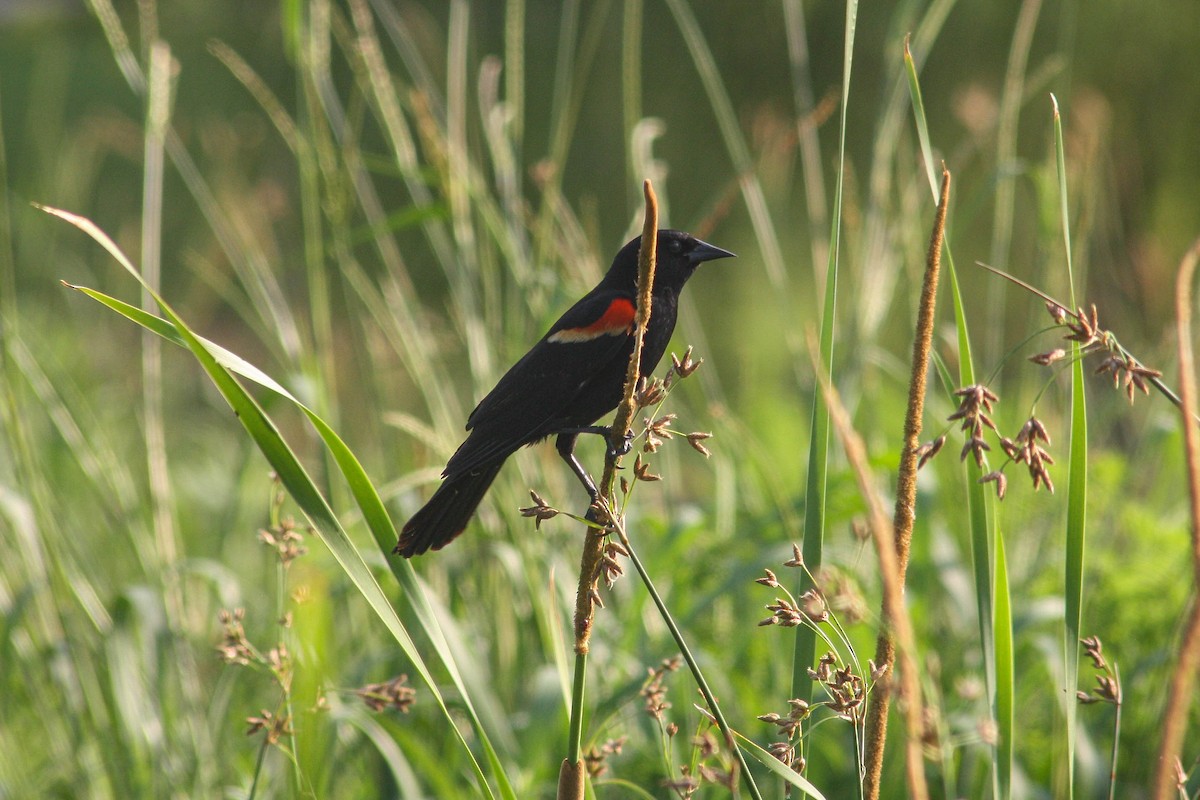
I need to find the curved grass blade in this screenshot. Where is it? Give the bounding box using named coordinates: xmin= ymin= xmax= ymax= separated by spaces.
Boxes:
xmin=904 ymin=37 xmax=938 ymax=200
xmin=723 ymin=724 xmax=827 ymax=800
xmin=1053 ymin=94 xmax=1087 ymax=799
xmin=43 ymin=204 xmax=515 ymax=799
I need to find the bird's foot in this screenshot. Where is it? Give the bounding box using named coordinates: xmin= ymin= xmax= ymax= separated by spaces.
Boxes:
xmin=606 ymin=429 xmax=635 ymax=460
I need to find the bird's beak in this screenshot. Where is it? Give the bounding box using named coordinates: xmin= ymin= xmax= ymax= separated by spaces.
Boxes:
xmin=688 ymin=239 xmax=737 ymax=265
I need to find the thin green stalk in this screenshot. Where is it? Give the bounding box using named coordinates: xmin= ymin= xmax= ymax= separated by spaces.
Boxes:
xmin=792 ymin=0 xmax=857 ymax=714
xmin=561 ymin=181 xmax=658 ymax=800
xmin=1108 ymin=663 xmax=1121 ymax=800
xmin=995 ymin=527 xmax=1014 ymax=799
xmin=567 ymin=653 xmax=587 ymax=765
xmin=616 ymin=525 xmax=763 ymax=800
xmin=248 ymin=727 xmax=270 ymax=800
xmin=1054 ymin=94 xmax=1087 ymax=800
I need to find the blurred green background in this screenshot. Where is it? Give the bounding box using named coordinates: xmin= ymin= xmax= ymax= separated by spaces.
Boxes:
xmin=3 ymin=0 xmax=1200 ymax=797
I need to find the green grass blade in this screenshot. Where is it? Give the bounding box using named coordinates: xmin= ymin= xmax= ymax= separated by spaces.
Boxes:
xmin=68 ymin=281 xmax=518 ymax=798
xmin=44 ymin=205 xmax=513 ymax=799
xmin=903 ymin=39 xmax=938 ymax=200
xmin=65 ymin=278 xmax=511 ymax=773
xmin=995 ymin=527 xmax=1014 ymax=799
xmin=727 ymin=727 xmax=828 ymax=800
xmin=949 ymin=243 xmax=1000 ymax=796
xmin=1053 ymin=94 xmax=1087 ymax=798
xmin=908 ymin=58 xmax=1005 ymax=795
xmin=792 ymin=0 xmax=857 ymax=710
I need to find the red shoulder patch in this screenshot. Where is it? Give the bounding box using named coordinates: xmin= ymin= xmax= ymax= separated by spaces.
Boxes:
xmin=548 ymin=298 xmax=636 ymax=343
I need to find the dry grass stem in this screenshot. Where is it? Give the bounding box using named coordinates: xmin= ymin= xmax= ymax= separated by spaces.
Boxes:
xmin=860 ymin=166 xmax=950 ymax=800
xmin=1152 ymin=236 xmax=1200 ymax=800
xmin=816 ymin=352 xmax=929 ymax=800
xmin=571 ymin=179 xmax=658 ymax=652
xmin=560 ymin=180 xmax=658 ymax=800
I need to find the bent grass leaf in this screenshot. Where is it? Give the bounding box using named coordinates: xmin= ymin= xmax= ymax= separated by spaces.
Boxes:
xmin=43 ymin=204 xmax=515 ymax=800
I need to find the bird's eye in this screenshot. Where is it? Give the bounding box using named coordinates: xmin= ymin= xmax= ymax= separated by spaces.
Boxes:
xmin=668 ymin=239 xmax=684 ymax=254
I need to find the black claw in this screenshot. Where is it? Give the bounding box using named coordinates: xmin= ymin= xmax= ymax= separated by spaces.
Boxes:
xmin=607 ymin=431 xmax=634 ymax=459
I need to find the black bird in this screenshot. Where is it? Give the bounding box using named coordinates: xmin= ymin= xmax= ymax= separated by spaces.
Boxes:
xmin=396 ymin=229 xmax=734 ymax=557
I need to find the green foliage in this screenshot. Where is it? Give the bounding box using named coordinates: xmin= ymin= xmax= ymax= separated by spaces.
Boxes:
xmin=3 ymin=1 xmax=1199 ymax=798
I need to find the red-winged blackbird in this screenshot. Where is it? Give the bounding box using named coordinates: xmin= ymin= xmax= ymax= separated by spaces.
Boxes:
xmin=395 ymin=229 xmax=734 ymax=557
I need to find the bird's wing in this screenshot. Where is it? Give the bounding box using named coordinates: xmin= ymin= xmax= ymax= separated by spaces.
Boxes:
xmin=443 ymin=289 xmax=636 ymax=477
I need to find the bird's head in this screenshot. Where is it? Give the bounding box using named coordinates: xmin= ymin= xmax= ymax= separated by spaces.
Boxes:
xmin=605 ymin=229 xmax=735 ymax=294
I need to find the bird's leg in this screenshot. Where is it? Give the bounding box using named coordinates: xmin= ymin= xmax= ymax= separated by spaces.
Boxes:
xmin=556 ymin=424 xmax=635 ymax=459
xmin=555 ymin=432 xmax=598 ymax=501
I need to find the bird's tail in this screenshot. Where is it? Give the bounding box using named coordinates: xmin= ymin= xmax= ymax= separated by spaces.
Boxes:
xmin=395 ymin=462 xmax=504 ymax=557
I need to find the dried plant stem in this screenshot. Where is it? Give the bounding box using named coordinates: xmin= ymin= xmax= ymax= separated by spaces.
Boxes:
xmin=815 ymin=344 xmax=929 ymax=800
xmin=862 ymin=167 xmax=950 ymax=799
xmin=1152 ymin=236 xmax=1200 ymax=800
xmin=558 ymin=180 xmax=658 ymax=799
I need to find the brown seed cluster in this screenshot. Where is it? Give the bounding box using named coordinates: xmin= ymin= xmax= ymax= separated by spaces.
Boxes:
xmin=600 ymin=539 xmax=628 ymax=591
xmin=1094 ymin=352 xmax=1162 ymax=403
xmin=258 ymin=518 xmax=308 ymax=566
xmin=224 ymin=483 xmax=317 ymax=756
xmin=641 ymin=656 xmax=683 ymax=721
xmin=583 ymin=737 xmax=627 ymax=779
xmin=915 ymin=435 xmax=946 ymax=470
xmin=245 ymin=709 xmax=292 ymax=744
xmin=1000 ymin=417 xmax=1054 ymax=494
xmin=1076 ymin=635 xmax=1121 ymax=706
xmin=267 ymin=644 xmax=292 ymax=692
xmin=518 ymin=490 xmax=559 ymax=529
xmin=635 ymin=376 xmax=667 ymax=409
xmin=1033 ymin=301 xmax=1163 ymax=404
xmin=660 ymin=726 xmax=734 ymax=798
xmin=632 ymin=452 xmax=661 ymax=482
xmin=217 ymin=608 xmax=254 ymax=666
xmin=669 ymin=346 xmax=703 ymax=381
xmin=949 ymin=384 xmax=998 ymax=467
xmin=616 ymin=347 xmax=714 ymax=506
xmin=758 ymin=590 xmax=828 ymax=628
xmin=920 ymin=382 xmax=1059 ymax=500
xmin=643 ymin=414 xmax=676 ymax=453
xmin=356 ymin=674 xmax=417 ymax=713
xmin=637 ymin=655 xmax=737 ymax=796
xmin=751 ymin=544 xmax=881 ymax=781
xmin=755 ymin=544 xmax=826 ymax=627
xmin=808 ymin=652 xmax=866 ymax=722
xmin=758 ymin=698 xmax=813 ymax=740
